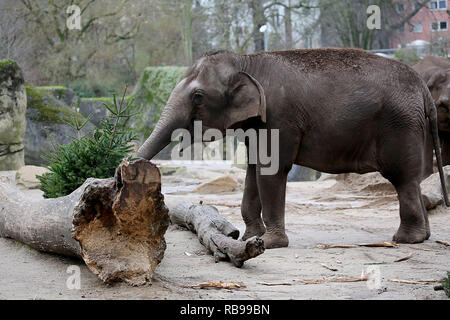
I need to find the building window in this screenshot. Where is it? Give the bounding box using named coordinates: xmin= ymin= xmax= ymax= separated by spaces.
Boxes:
xmin=431 ymin=20 xmax=448 ymax=31
xmin=413 ymin=22 xmax=423 ymax=33
xmin=396 ymin=2 xmax=405 ymax=13
xmin=430 ymin=0 xmax=447 ymax=10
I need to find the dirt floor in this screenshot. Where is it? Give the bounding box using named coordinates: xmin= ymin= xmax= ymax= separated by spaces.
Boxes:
xmin=0 ymin=164 xmax=449 ymax=300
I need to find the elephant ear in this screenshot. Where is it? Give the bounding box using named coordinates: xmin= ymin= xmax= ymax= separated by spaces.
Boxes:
xmin=224 ymin=71 xmax=266 ymax=129
xmin=427 ymin=71 xmax=447 ymax=90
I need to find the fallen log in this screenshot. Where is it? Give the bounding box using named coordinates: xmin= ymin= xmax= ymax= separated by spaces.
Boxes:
xmin=166 ymin=200 xmax=265 ymax=267
xmin=0 ymin=159 xmax=169 ymax=286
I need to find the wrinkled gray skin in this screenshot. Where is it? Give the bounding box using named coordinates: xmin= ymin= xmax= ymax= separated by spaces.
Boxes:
xmin=138 ymin=48 xmax=448 ymax=248
xmin=413 ymin=56 xmax=450 ymax=168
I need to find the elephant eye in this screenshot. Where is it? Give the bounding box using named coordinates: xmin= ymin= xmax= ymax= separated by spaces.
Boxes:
xmin=192 ymin=93 xmax=203 ymax=105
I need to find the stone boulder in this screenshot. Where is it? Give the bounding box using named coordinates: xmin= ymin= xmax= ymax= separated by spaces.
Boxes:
xmin=78 ymin=97 xmax=111 ymax=127
xmin=24 ymin=86 xmax=94 ymax=165
xmin=194 ymin=176 xmax=238 ymax=194
xmin=0 ymin=60 xmax=27 ymax=170
xmin=35 ymin=86 xmax=79 ymax=107
xmin=0 ymin=171 xmax=16 ymax=185
xmin=287 ymin=164 xmax=321 ymax=182
xmin=233 ymin=142 xmax=247 ymax=170
xmin=15 ymin=165 xmax=50 ymax=189
xmin=420 ymin=166 xmax=450 ymax=210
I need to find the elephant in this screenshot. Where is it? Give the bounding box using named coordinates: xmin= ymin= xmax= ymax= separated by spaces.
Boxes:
xmin=413 ymin=55 xmax=450 ymax=169
xmin=138 ymin=48 xmax=449 ymax=249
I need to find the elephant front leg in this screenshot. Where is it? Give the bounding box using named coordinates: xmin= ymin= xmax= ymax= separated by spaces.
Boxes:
xmin=241 ymin=164 xmax=266 ymax=240
xmin=256 ymin=165 xmax=290 ymax=249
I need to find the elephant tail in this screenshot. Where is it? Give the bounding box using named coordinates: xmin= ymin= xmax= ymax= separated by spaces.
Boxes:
xmin=425 ymin=90 xmax=449 ymax=207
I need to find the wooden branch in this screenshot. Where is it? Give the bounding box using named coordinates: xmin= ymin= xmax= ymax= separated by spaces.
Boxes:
xmin=0 ymin=159 xmax=170 ymax=286
xmin=165 ymin=200 xmax=265 ymax=268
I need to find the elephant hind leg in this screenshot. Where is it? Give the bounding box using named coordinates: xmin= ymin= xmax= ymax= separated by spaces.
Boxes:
xmin=391 ymin=181 xmax=430 ymax=243
xmin=379 ymin=133 xmax=430 ymax=243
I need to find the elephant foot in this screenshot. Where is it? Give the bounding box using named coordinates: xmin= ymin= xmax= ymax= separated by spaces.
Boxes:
xmin=261 ymin=230 xmax=289 ymax=249
xmin=393 ymin=225 xmax=429 ymax=244
xmin=242 ymin=224 xmax=266 ymax=241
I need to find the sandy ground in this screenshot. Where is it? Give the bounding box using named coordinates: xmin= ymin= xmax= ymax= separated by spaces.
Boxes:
xmin=0 ymin=166 xmax=449 ymax=300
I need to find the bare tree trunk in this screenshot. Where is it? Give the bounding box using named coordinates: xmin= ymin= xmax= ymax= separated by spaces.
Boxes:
xmin=0 ymin=159 xmax=170 ymax=286
xmin=166 ymin=200 xmax=265 ymax=267
xmin=249 ymin=0 xmax=266 ymax=52
xmin=284 ymin=1 xmax=293 ymax=49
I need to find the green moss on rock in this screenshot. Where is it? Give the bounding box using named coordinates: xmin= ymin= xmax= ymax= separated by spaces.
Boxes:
xmin=26 ymin=86 xmax=85 ymax=125
xmin=80 ymin=96 xmax=132 ymax=103
xmin=0 ymin=59 xmax=16 ymax=68
xmin=0 ymin=59 xmax=24 ymax=90
xmin=36 ymin=86 xmax=68 ymax=99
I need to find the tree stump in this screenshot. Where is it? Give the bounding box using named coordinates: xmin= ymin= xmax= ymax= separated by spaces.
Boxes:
xmin=0 ymin=159 xmax=170 ymax=286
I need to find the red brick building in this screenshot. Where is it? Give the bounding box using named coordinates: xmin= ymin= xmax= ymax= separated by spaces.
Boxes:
xmin=391 ymin=0 xmax=450 ymax=55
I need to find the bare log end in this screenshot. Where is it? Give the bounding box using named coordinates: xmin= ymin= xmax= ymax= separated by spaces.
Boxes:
xmin=72 ymin=159 xmax=170 ymax=286
xmin=228 ymin=236 xmax=265 ymax=268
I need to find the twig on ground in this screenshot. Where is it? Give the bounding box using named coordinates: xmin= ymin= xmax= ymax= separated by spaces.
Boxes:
xmin=406 ymin=245 xmax=438 ymax=252
xmin=436 ymin=240 xmax=450 ymax=247
xmin=187 ymin=281 xmax=246 ymax=290
xmin=295 ymin=277 xmax=368 ymax=284
xmin=388 ymin=279 xmax=442 ymax=285
xmin=394 ymin=253 xmax=413 ymax=262
xmin=316 ymin=244 xmax=357 ymax=249
xmin=320 ymin=263 xmax=338 ymax=271
xmin=258 ymin=282 xmax=292 ymax=286
xmin=358 ymin=242 xmax=397 ymax=248
xmin=316 ymin=242 xmax=397 ymax=249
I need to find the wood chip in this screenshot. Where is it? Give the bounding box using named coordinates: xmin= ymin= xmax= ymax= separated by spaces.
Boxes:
xmin=321 ymin=263 xmax=338 ymax=271
xmin=394 ymin=253 xmax=413 ymax=262
xmin=358 ymin=242 xmax=397 ymax=248
xmin=258 ymin=282 xmax=292 ymax=286
xmin=436 ymin=240 xmax=450 ymax=247
xmin=189 ymin=281 xmax=246 ymax=290
xmin=388 ymin=279 xmax=442 ymax=285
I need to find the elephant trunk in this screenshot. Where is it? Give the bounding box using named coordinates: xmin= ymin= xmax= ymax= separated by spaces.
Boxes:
xmin=137 ymin=86 xmax=191 ymax=160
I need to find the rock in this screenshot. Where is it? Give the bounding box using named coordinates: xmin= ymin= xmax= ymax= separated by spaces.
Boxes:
xmin=233 ymin=142 xmax=247 ymax=170
xmin=288 ymin=164 xmax=321 ymax=182
xmin=318 ymin=173 xmax=344 ymax=181
xmin=420 ymin=166 xmax=450 ymax=210
xmin=194 ymin=176 xmax=238 ymax=194
xmin=0 ymin=171 xmax=16 ymax=185
xmin=159 ymin=166 xmax=187 ymax=176
xmin=329 ymin=172 xmax=395 ymax=194
xmin=35 ymin=86 xmax=79 ymax=107
xmin=24 ymin=86 xmax=94 ymax=165
xmin=15 ymin=165 xmax=50 ymax=189
xmin=78 ymin=98 xmax=110 ymax=127
xmin=0 ymin=60 xmax=27 ymax=170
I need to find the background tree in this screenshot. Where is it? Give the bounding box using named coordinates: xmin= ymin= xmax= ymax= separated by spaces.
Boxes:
xmin=319 ymin=0 xmax=432 ymax=50
xmin=17 ymin=0 xmax=139 ymax=85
